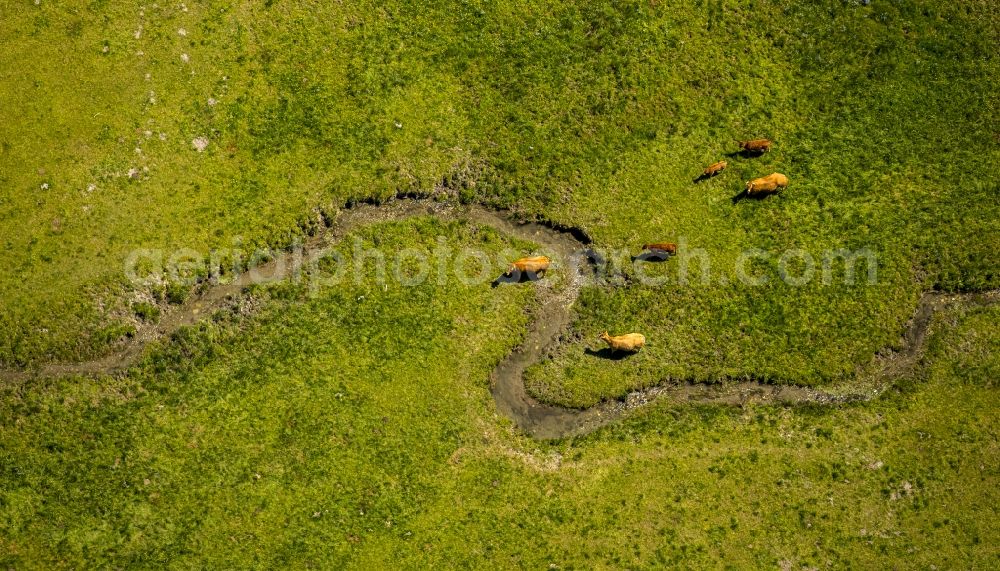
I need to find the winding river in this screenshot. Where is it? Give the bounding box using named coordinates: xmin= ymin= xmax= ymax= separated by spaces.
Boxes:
xmin=2 ymin=198 xmax=997 ymax=439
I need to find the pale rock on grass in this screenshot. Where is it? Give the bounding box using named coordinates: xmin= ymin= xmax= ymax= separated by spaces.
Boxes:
xmin=192 ymin=137 xmax=209 ymax=152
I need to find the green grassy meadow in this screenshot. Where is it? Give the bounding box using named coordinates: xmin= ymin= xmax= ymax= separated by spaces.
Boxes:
xmin=1 ymin=0 xmax=998 ymax=566
xmin=2 ymin=220 xmax=997 ymax=567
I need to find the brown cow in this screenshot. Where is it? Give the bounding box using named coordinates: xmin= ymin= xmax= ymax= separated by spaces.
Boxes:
xmin=744 ymin=172 xmax=789 ymax=197
xmin=702 ymin=160 xmax=727 ymax=177
xmin=738 ymin=138 xmax=772 ymax=153
xmin=507 ymin=255 xmax=551 ymax=275
xmin=599 ymin=331 xmax=646 ymax=353
xmin=642 ymin=242 xmax=678 ymax=255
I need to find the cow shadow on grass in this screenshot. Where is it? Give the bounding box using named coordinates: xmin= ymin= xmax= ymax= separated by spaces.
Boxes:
xmin=584 ymin=347 xmax=634 ymax=361
xmin=730 ymin=190 xmax=750 ymax=204
xmin=630 ymin=252 xmax=674 ymax=264
xmin=731 ymin=190 xmax=776 ymax=204
xmin=491 ymin=271 xmax=546 ymax=288
xmin=731 ymin=190 xmax=783 ymax=204
xmin=725 ymin=149 xmax=767 ymax=160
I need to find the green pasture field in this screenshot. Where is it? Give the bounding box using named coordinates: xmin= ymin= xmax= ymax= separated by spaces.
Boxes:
xmin=1 ymin=0 xmax=997 ymax=566
xmin=1 ymin=219 xmax=997 ymax=567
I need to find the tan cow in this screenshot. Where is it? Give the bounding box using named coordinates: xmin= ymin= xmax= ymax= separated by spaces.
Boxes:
xmin=745 ymin=172 xmax=788 ymax=197
xmin=507 ymin=255 xmax=551 ymax=275
xmin=738 ymin=138 xmax=772 ymax=153
xmin=599 ymin=331 xmax=646 ymax=353
xmin=702 ymin=160 xmax=727 ymax=177
xmin=642 ymin=242 xmax=678 ymax=255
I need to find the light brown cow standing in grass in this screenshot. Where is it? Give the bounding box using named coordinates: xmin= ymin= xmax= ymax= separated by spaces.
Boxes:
xmin=745 ymin=172 xmax=788 ymax=197
xmin=599 ymin=331 xmax=646 ymax=353
xmin=641 ymin=242 xmax=678 ymax=255
xmin=738 ymin=138 xmax=772 ymax=153
xmin=702 ymin=160 xmax=727 ymax=177
xmin=507 ymin=255 xmax=551 ymax=276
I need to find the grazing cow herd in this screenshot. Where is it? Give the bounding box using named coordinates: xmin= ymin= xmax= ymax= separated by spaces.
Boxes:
xmin=503 ymin=138 xmax=785 ymax=357
xmin=738 ymin=138 xmax=772 ymax=153
xmin=507 ymin=255 xmax=551 ymax=277
xmin=641 ymin=242 xmax=678 ymax=256
xmin=745 ymin=172 xmax=788 ymax=197
xmin=702 ymin=160 xmax=728 ymax=178
xmin=599 ymin=332 xmax=646 ymax=353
